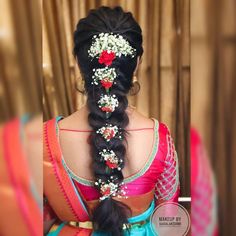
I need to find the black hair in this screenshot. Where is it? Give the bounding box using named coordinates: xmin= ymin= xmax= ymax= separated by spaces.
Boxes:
xmin=73 ymin=6 xmax=143 ymax=235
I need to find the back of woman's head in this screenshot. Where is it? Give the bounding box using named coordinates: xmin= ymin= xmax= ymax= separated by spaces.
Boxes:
xmin=73 ymin=6 xmax=143 ymax=235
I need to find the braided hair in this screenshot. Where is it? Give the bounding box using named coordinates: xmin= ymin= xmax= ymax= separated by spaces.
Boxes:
xmin=73 ymin=6 xmax=143 ymax=235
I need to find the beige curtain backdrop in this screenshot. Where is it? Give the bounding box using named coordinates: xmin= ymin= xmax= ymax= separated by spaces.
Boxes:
xmin=43 ymin=0 xmax=190 ymax=197
xmin=191 ymin=0 xmax=236 ymax=235
xmin=0 ymin=0 xmax=41 ymax=121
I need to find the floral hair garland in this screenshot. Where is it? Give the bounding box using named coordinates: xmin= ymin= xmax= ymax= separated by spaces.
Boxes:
xmin=95 ymin=177 xmax=127 ymax=201
xmin=99 ymin=149 xmax=122 ymax=170
xmin=96 ymin=124 xmax=122 ymax=142
xmin=98 ymin=94 xmax=119 ymax=118
xmin=88 ymin=33 xmax=136 ymax=65
xmin=91 ymin=67 xmax=117 ymax=92
xmin=89 ymin=33 xmax=135 ymax=200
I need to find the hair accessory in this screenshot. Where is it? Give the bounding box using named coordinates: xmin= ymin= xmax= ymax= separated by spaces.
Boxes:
xmin=99 ymin=149 xmax=122 ymax=170
xmin=95 ymin=178 xmax=127 ymax=201
xmin=98 ymin=50 xmax=116 ymax=66
xmin=89 ymin=33 xmax=134 ymax=201
xmin=96 ymin=124 xmax=120 ymax=142
xmin=88 ymin=33 xmax=136 ymax=65
xmin=98 ymin=94 xmax=119 ymax=118
xmin=92 ymin=67 xmax=117 ymax=92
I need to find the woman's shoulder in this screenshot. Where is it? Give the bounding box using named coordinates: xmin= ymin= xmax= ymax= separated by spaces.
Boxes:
xmin=127 ymin=113 xmax=154 ymax=130
xmin=46 ymin=107 xmax=173 ymax=137
xmin=124 ymin=109 xmax=174 ymax=139
xmin=49 ymin=106 xmax=91 ymax=130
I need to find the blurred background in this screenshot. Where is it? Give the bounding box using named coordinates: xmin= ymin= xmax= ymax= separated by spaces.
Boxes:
xmin=0 ymin=0 xmax=41 ymax=120
xmin=0 ymin=0 xmax=235 ymax=235
xmin=191 ymin=0 xmax=236 ymax=235
xmin=0 ymin=0 xmax=42 ymax=235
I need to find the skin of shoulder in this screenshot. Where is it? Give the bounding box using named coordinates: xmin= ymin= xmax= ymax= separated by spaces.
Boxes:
xmin=58 ymin=105 xmax=155 ymax=130
xmin=58 ymin=106 xmax=90 ymax=130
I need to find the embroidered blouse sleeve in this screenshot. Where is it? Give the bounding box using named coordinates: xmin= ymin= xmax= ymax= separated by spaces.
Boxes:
xmin=154 ymin=123 xmax=180 ymax=204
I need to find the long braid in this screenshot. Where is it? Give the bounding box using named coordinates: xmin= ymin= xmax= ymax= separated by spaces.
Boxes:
xmin=73 ymin=6 xmax=143 ymax=235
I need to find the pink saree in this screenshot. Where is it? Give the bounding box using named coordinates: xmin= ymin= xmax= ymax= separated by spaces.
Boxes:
xmin=44 ymin=117 xmax=179 ymax=235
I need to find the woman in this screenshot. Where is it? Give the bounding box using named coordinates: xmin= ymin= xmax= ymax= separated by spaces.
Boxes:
xmin=44 ymin=6 xmax=179 ymax=236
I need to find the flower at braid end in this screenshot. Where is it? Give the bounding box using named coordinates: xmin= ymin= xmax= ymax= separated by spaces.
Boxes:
xmin=98 ymin=94 xmax=119 ymax=118
xmin=91 ymin=67 xmax=117 ymax=92
xmin=96 ymin=124 xmax=122 ymax=142
xmin=99 ymin=149 xmax=122 ymax=170
xmin=95 ymin=177 xmax=127 ymax=201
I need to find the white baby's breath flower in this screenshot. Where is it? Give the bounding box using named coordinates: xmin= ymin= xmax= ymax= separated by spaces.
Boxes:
xmin=88 ymin=33 xmax=136 ymax=59
xmin=91 ymin=67 xmax=117 ymax=86
xmin=98 ymin=94 xmax=119 ymax=113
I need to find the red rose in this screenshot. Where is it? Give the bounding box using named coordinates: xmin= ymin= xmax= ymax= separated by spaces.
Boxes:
xmin=104 ymin=129 xmax=114 ymax=140
xmin=101 ymin=79 xmax=113 ymax=89
xmin=98 ymin=50 xmax=116 ymax=66
xmin=102 ymin=187 xmax=111 ymax=196
xmin=101 ymin=107 xmax=112 ymax=112
xmin=106 ymin=160 xmax=118 ymax=169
